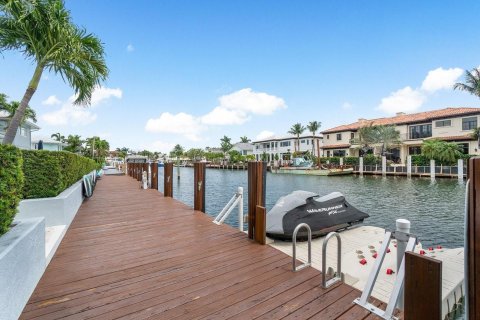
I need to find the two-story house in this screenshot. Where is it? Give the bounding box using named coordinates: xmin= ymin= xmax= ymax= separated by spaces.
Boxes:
xmin=252 ymin=134 xmax=323 ymax=161
xmin=321 ymin=107 xmax=480 ymax=163
xmin=0 ymin=117 xmax=39 ymax=150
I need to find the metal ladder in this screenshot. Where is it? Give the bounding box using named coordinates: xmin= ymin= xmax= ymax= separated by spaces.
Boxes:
xmin=322 ymin=232 xmax=342 ymax=288
xmin=291 ymin=225 xmax=343 ymax=289
xmin=353 ymin=231 xmax=417 ymax=320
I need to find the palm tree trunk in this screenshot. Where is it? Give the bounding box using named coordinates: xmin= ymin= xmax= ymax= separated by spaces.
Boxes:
xmin=2 ymin=65 xmax=43 ymax=145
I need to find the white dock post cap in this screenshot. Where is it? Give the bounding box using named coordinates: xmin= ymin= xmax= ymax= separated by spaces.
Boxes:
xmin=237 ymin=186 xmax=243 ymax=194
xmin=396 ymin=219 xmax=411 ymax=232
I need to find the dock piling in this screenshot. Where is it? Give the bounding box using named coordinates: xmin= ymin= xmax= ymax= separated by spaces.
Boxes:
xmin=430 ymin=159 xmax=436 ymax=180
xmin=396 ymin=218 xmax=411 ymax=309
xmin=458 ymin=158 xmax=464 ymax=181
xmin=150 ymin=162 xmax=158 ymax=190
xmin=248 ymin=161 xmax=266 ymax=240
xmin=194 ymin=162 xmax=206 ymax=212
xmin=164 ymin=163 xmax=173 ymax=197
xmin=359 ymin=157 xmax=364 ymax=175
xmin=407 ymin=156 xmax=412 ymax=177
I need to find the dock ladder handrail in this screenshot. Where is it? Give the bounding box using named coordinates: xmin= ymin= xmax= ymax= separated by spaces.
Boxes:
xmin=213 ymin=187 xmax=244 ymax=231
xmin=353 ymin=231 xmax=417 ymax=320
xmin=292 ymin=223 xmax=312 ymax=272
xmin=322 ymin=232 xmax=342 ymax=288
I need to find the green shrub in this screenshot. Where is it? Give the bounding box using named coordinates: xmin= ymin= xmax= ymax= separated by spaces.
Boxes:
xmin=363 ymin=154 xmax=381 ymax=165
xmin=0 ymin=145 xmax=24 ymax=236
xmin=318 ymin=156 xmax=340 ymax=164
xmin=343 ymin=157 xmax=359 ymax=165
xmin=411 ymin=155 xmax=429 ymax=166
xmin=22 ymin=150 xmax=97 ymax=199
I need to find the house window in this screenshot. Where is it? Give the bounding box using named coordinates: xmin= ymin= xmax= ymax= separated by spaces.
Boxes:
xmin=333 ymin=150 xmax=346 ymax=157
xmin=408 ymin=124 xmax=432 ymax=139
xmin=256 ymin=145 xmax=259 ymax=149
xmin=336 ymin=133 xmax=342 ymax=141
xmin=280 ymin=141 xmax=291 ymax=147
xmin=408 ymin=146 xmax=422 ymax=155
xmin=327 ymin=135 xmax=329 ymax=139
xmin=301 ymin=139 xmax=305 ymax=143
xmin=435 ymin=120 xmax=451 ymax=127
xmin=20 ymin=127 xmax=27 ymax=137
xmin=326 ymin=150 xmax=331 ymax=157
xmin=350 ymin=132 xmax=355 ymax=139
xmin=463 ymin=117 xmax=477 ymax=130
xmin=458 ymin=143 xmax=469 ymax=154
xmin=306 ymin=140 xmax=309 ymax=145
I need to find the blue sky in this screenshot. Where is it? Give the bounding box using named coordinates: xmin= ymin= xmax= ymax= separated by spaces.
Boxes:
xmin=1 ymin=1 xmax=479 ymax=152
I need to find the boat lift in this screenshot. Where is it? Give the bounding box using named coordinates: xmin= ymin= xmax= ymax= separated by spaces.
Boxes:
xmin=213 ymin=187 xmax=244 ymax=231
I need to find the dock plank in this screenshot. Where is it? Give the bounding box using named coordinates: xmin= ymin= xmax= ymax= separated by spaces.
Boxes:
xmin=20 ymin=175 xmax=385 ymax=320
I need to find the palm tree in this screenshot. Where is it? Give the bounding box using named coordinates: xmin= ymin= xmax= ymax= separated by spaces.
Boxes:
xmin=220 ymin=135 xmax=233 ymax=155
xmin=0 ymin=94 xmax=37 ymax=123
xmin=306 ymin=121 xmax=321 ymax=156
xmin=288 ymin=123 xmax=306 ymax=153
xmin=376 ymin=125 xmax=400 ymax=156
xmin=64 ymin=135 xmax=84 ymax=153
xmin=454 ymin=68 xmax=480 ymax=98
xmin=357 ymin=124 xmax=378 ymax=155
xmin=51 ymin=132 xmax=65 ymax=142
xmin=240 ymin=136 xmax=251 ymax=143
xmin=0 ymin=0 xmax=108 ymax=144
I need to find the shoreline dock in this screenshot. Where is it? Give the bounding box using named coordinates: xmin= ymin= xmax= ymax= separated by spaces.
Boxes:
xmin=20 ymin=175 xmax=392 ymax=319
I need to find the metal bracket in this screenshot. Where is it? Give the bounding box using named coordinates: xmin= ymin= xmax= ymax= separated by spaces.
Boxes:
xmin=292 ymin=223 xmax=312 ymax=272
xmin=354 ymin=233 xmax=417 ymax=319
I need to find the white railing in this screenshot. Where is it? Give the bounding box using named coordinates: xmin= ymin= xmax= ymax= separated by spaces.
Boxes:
xmin=213 ymin=187 xmax=244 ymax=231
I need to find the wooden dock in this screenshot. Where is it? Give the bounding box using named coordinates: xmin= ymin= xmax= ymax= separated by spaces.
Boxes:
xmin=20 ymin=175 xmax=389 ymax=319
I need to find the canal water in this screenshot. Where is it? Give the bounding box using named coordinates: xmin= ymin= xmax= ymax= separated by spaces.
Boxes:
xmin=159 ymin=167 xmax=466 ymax=248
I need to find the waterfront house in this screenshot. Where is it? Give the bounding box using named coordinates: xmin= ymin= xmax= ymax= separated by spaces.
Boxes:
xmin=252 ymin=134 xmax=323 ymax=161
xmin=31 ymin=138 xmax=67 ymax=151
xmin=321 ymin=107 xmax=480 ymax=162
xmin=231 ymin=142 xmax=254 ymax=156
xmin=0 ymin=117 xmax=39 ymax=150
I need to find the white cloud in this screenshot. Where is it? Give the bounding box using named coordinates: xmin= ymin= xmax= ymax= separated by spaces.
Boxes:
xmin=218 ymin=88 xmax=286 ymax=115
xmin=41 ymin=105 xmax=97 ymax=126
xmin=145 ymin=112 xmax=205 ymax=141
xmin=201 ymin=107 xmax=249 ymax=125
xmin=421 ymin=67 xmax=463 ymax=92
xmin=127 ymin=44 xmax=134 ymax=52
xmin=41 ymin=86 xmax=122 ymax=126
xmin=256 ymin=130 xmax=275 ymax=141
xmin=378 ymin=86 xmax=426 ymax=114
xmin=91 ymin=86 xmax=122 ymax=106
xmin=342 ymin=102 xmax=352 ymax=110
xmin=42 ymin=95 xmax=61 ymax=106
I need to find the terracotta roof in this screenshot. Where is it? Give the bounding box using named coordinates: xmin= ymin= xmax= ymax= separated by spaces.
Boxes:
xmin=425 ymin=135 xmax=474 ymax=142
xmin=321 ymin=144 xmax=351 ymax=149
xmin=322 ymin=107 xmax=480 ymax=134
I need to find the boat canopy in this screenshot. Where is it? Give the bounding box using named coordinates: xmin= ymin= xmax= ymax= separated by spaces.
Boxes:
xmin=266 ymin=191 xmax=369 ymax=240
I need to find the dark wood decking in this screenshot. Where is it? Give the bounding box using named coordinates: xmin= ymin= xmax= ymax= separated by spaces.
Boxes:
xmin=21 ymin=175 xmax=387 ymax=320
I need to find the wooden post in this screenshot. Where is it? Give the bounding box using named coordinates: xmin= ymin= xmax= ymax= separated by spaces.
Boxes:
xmin=164 ymin=162 xmax=173 ymax=197
xmin=404 ymin=252 xmax=442 ymax=320
xmin=137 ymin=163 xmax=142 ymax=181
xmin=255 ymin=205 xmax=266 ymax=245
xmin=150 ymin=162 xmax=158 ymax=190
xmin=468 ymin=157 xmax=480 ymax=319
xmin=248 ymin=161 xmax=267 ymax=240
xmin=194 ymin=162 xmax=206 ymax=212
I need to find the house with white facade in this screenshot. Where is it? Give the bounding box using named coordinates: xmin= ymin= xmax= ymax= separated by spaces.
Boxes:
xmin=0 ymin=117 xmax=39 ymax=150
xmin=31 ymin=138 xmax=67 ymax=151
xmin=321 ymin=107 xmax=480 ymax=162
xmin=231 ymin=142 xmax=254 ymax=156
xmin=252 ymin=134 xmax=323 ymax=161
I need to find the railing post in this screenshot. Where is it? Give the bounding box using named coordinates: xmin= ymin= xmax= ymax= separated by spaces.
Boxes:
xmin=404 ymin=252 xmax=442 ymax=319
xmin=248 ymin=161 xmax=266 ymax=240
xmin=150 ymin=162 xmax=158 ymax=190
xmin=407 ymin=155 xmax=412 ymax=177
xmin=194 ymin=162 xmax=206 ymax=212
xmin=238 ymin=187 xmax=244 ymax=232
xmin=430 ymin=159 xmax=435 ymax=180
xmin=396 ymin=219 xmax=411 ymax=309
xmin=164 ymin=162 xmax=173 ymax=197
xmin=382 ymin=156 xmax=386 ymax=176
xmin=458 ymin=158 xmax=464 ymax=181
